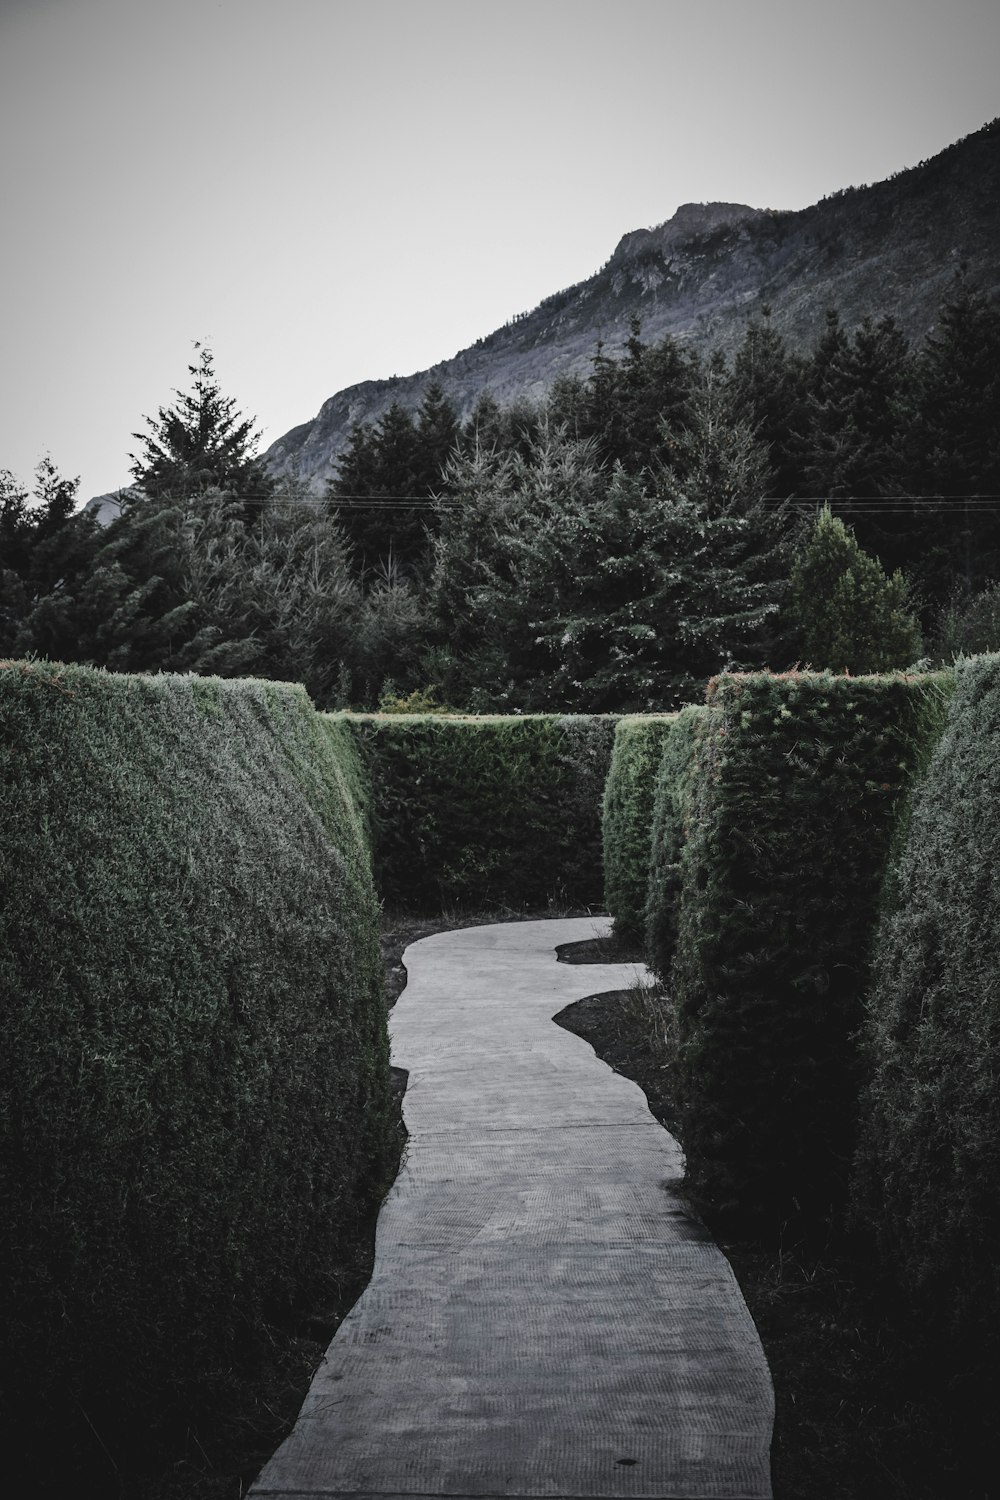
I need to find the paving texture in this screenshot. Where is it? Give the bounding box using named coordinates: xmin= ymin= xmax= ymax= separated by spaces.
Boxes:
xmin=249 ymin=917 xmax=773 ymax=1499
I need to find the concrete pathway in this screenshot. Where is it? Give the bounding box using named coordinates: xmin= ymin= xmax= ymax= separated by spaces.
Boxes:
xmin=249 ymin=917 xmax=773 ymax=1499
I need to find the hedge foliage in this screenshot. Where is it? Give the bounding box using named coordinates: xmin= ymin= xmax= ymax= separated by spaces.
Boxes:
xmin=601 ymin=715 xmax=677 ymax=942
xmin=0 ymin=662 xmax=394 ymax=1475
xmin=854 ymin=654 xmax=1000 ymax=1366
xmin=644 ymin=705 xmax=712 ymax=982
xmin=668 ymin=669 xmax=954 ymax=1228
xmin=337 ymin=712 xmax=618 ymax=912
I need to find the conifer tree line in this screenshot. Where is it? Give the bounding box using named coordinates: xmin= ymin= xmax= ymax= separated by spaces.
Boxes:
xmin=2 ymin=282 xmax=998 ymax=713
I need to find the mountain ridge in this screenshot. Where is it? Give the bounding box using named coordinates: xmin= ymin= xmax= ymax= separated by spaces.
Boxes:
xmin=264 ymin=118 xmax=1000 ymax=493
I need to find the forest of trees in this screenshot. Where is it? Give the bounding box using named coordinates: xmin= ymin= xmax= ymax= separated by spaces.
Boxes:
xmin=3 ymin=283 xmax=999 ymax=714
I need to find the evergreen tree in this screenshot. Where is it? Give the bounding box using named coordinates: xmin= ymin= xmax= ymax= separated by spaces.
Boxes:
xmin=620 ymin=322 xmax=698 ymax=475
xmin=431 ymin=423 xmax=605 ymax=707
xmin=0 ymin=459 xmax=87 ymax=651
xmin=0 ymin=469 xmax=32 ymax=650
xmin=329 ymin=403 xmax=421 ymax=574
xmin=15 ymin=490 xmax=260 ymax=675
xmin=529 ymin=384 xmax=792 ymax=710
xmin=530 ymin=465 xmax=792 ymax=711
xmin=788 ymin=504 xmax=922 ymax=672
xmin=413 ymin=380 xmax=459 ymax=492
xmin=912 ymin=281 xmax=1000 ymax=499
xmin=803 ymin=315 xmax=914 ymax=499
xmin=129 ymin=346 xmax=274 ymax=505
xmin=553 ymin=322 xmax=699 ymax=475
xmin=330 ymin=383 xmax=459 ymax=578
xmin=728 ymin=309 xmax=808 ymax=496
xmin=0 ymin=469 xmax=32 ymax=576
xmin=908 ymin=280 xmax=1000 ymax=593
xmin=660 ymin=360 xmax=774 ymax=504
xmin=432 ymin=408 xmax=791 ymax=713
xmin=544 ymin=373 xmax=588 ymax=443
xmin=11 ymin=482 xmax=410 ymax=706
xmin=581 ymin=338 xmax=629 ymax=466
xmin=460 ymin=390 xmax=542 ymax=460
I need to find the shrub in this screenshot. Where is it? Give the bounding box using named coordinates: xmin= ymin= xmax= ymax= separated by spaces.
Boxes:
xmin=644 ymin=705 xmax=712 ymax=981
xmin=0 ymin=662 xmax=393 ymax=1480
xmin=338 ymin=712 xmax=618 ymax=912
xmin=935 ymin=580 xmax=1000 ymax=659
xmin=854 ymin=654 xmax=1000 ymax=1369
xmin=601 ymin=715 xmax=677 ymax=943
xmin=376 ymin=682 xmax=454 ymax=714
xmin=669 ymin=668 xmax=953 ymax=1229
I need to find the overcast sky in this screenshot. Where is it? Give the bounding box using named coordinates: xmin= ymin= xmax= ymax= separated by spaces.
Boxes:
xmin=1 ymin=0 xmax=998 ymax=502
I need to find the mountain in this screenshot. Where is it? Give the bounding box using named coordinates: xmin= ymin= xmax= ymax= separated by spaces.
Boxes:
xmin=265 ymin=120 xmax=1000 ymax=492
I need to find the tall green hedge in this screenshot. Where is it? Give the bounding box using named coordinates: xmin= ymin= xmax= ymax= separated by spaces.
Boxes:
xmin=854 ymin=654 xmax=1000 ymax=1366
xmin=668 ymin=669 xmax=954 ymax=1228
xmin=601 ymin=715 xmax=677 ymax=942
xmin=0 ymin=662 xmax=393 ymax=1477
xmin=337 ymin=712 xmax=618 ymax=912
xmin=644 ymin=705 xmax=712 ymax=982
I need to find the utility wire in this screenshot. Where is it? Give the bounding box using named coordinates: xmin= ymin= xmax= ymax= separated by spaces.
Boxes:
xmin=107 ymin=492 xmax=1000 ymax=509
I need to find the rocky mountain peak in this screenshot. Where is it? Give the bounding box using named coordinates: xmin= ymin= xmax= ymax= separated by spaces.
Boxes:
xmin=610 ymin=201 xmax=764 ymax=264
xmin=260 ymin=120 xmax=1000 ymax=494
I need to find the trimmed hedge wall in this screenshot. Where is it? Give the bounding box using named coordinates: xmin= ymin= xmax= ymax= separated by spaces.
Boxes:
xmin=601 ymin=715 xmax=677 ymax=942
xmin=0 ymin=662 xmax=393 ymax=1476
xmin=644 ymin=705 xmax=712 ymax=982
xmin=854 ymin=654 xmax=1000 ymax=1367
xmin=667 ymin=669 xmax=954 ymax=1228
xmin=336 ymin=713 xmax=618 ymax=912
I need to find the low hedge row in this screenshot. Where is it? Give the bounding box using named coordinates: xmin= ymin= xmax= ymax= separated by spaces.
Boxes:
xmin=337 ymin=712 xmax=618 ymax=912
xmin=600 ymin=715 xmax=677 ymax=941
xmin=665 ymin=669 xmax=954 ymax=1227
xmin=854 ymin=653 xmax=1000 ymax=1375
xmin=0 ymin=663 xmax=394 ymax=1480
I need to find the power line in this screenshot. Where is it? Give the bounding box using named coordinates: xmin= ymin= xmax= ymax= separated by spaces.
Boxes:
xmin=101 ymin=498 xmax=1000 ymax=516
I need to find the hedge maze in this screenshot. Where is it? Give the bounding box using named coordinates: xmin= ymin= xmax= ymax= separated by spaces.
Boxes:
xmin=5 ymin=656 xmax=1000 ymax=1480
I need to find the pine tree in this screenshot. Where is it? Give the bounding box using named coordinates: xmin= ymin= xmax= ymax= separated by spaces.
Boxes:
xmin=330 ymin=386 xmax=459 ymax=578
xmin=788 ymin=505 xmax=922 ymax=672
xmin=621 ymin=323 xmax=698 ymax=475
xmin=432 ymin=408 xmax=792 ymax=713
xmin=129 ymin=346 xmax=273 ymax=505
xmin=15 ymin=493 xmax=258 ymax=675
xmin=413 ymin=380 xmax=459 ymax=491
xmin=431 ymin=423 xmax=605 ymax=707
xmin=0 ymin=459 xmax=87 ymax=651
xmin=803 ymin=315 xmax=914 ymax=501
xmin=728 ymin=309 xmax=808 ymax=496
xmin=460 ymin=391 xmax=542 ymax=461
xmin=530 ymin=467 xmax=791 ymax=711
xmin=912 ymin=281 xmax=1000 ymax=499
xmin=660 ymin=360 xmax=773 ymax=505
xmin=908 ymin=281 xmax=1000 ymax=593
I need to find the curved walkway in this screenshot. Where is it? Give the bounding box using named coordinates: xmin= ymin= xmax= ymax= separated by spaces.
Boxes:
xmin=250 ymin=917 xmax=773 ymax=1499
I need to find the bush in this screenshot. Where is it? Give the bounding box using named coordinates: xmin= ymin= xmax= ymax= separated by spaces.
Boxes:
xmin=0 ymin=662 xmax=393 ymax=1482
xmin=668 ymin=669 xmax=953 ymax=1229
xmin=854 ymin=654 xmax=1000 ymax=1370
xmin=338 ymin=712 xmax=618 ymax=912
xmin=376 ymin=682 xmax=454 ymax=714
xmin=644 ymin=705 xmax=712 ymax=981
xmin=935 ymin=581 xmax=1000 ymax=659
xmin=601 ymin=715 xmax=678 ymax=942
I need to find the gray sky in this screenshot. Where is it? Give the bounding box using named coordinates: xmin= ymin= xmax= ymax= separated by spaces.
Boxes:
xmin=1 ymin=0 xmax=998 ymax=501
